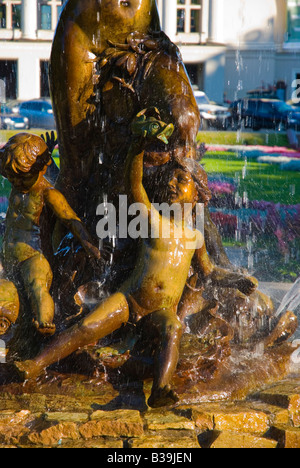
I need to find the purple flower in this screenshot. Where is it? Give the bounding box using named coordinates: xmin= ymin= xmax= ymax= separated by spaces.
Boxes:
xmin=208 ymin=181 xmax=236 ymax=195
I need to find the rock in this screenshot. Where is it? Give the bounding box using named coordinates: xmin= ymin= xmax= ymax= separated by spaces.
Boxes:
xmin=80 ymin=410 xmax=144 ymax=439
xmin=189 ymin=403 xmax=269 ymax=434
xmin=0 ymin=410 xmax=34 ymax=445
xmin=0 ymin=409 xmax=31 ymax=425
xmin=56 ymin=438 xmax=124 ymax=449
xmin=190 ymin=407 xmax=214 ymax=431
xmin=0 ymin=423 xmax=30 ymax=445
xmin=28 ymin=422 xmax=80 ymax=447
xmin=128 ymin=431 xmax=200 ymax=448
xmin=256 ymin=382 xmax=300 ymax=427
xmin=213 ymin=408 xmax=269 ymax=434
xmin=144 ymin=411 xmax=195 ymax=431
xmin=210 ymin=432 xmax=278 ymax=449
xmin=268 ymin=425 xmax=300 ymax=448
xmin=246 ymin=401 xmax=289 ymax=426
xmin=44 ymin=412 xmax=89 ymax=423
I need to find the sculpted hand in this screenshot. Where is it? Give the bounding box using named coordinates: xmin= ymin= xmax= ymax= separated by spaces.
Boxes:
xmin=42 ymin=131 xmax=58 ymax=154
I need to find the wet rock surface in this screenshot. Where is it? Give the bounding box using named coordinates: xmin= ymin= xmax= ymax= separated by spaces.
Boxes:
xmin=0 ymin=372 xmax=300 ymax=448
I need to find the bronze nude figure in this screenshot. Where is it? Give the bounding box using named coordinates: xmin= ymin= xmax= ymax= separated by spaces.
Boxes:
xmin=0 ymin=133 xmax=100 ymax=336
xmin=0 ymin=0 xmax=297 ymax=411
xmin=14 ymin=110 xmax=257 ymax=407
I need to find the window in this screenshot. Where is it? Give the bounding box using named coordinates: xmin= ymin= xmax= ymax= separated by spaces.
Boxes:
xmin=177 ymin=7 xmax=185 ymax=33
xmin=287 ymin=0 xmax=300 ymax=42
xmin=247 ymin=101 xmax=258 ymax=112
xmin=21 ymin=102 xmax=44 ymax=111
xmin=195 ymin=94 xmax=209 ymax=106
xmin=0 ymin=60 xmax=18 ymax=100
xmin=12 ymin=4 xmax=21 ymax=29
xmin=176 ymin=0 xmax=202 ymax=34
xmin=38 ymin=1 xmax=62 ymax=30
xmin=40 ymin=4 xmax=52 ymax=30
xmin=0 ymin=5 xmax=6 ymax=29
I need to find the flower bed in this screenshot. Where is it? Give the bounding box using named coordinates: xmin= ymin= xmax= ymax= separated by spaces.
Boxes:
xmin=203 ymin=147 xmax=300 ymax=281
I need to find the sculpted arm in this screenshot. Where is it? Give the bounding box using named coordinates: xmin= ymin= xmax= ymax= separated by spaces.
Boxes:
xmin=44 ymin=187 xmax=100 ymax=259
xmin=193 ymin=241 xmax=215 ymax=280
xmin=127 ymin=108 xmax=174 ymax=216
xmin=127 ymin=146 xmax=152 ymax=213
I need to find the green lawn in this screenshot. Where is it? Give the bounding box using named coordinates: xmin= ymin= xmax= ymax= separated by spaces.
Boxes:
xmin=197 ymin=130 xmax=290 ymax=148
xmin=198 ymin=131 xmax=299 ymax=204
xmin=202 ymin=152 xmax=300 ymax=205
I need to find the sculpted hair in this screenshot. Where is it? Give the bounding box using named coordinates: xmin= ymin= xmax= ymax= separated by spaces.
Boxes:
xmin=2 ymin=133 xmax=50 ymax=177
xmin=144 ymin=158 xmax=211 ymax=206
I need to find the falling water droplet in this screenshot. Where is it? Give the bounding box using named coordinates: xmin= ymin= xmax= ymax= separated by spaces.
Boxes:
xmin=290 ymin=184 xmax=296 ymax=197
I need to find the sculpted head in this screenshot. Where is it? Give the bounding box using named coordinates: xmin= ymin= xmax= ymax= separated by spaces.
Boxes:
xmin=103 ymin=0 xmax=159 ymax=27
xmin=100 ymin=0 xmax=160 ymax=28
xmin=1 ymin=133 xmax=51 ymax=192
xmin=74 ymin=0 xmax=161 ymax=42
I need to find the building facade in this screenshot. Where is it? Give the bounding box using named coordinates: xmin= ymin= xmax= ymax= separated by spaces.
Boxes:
xmin=0 ymin=0 xmax=62 ymax=101
xmin=157 ymin=0 xmax=300 ymax=103
xmin=0 ymin=0 xmax=299 ymax=104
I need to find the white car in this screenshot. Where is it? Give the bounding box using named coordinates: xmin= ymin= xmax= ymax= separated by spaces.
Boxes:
xmin=195 ymin=91 xmax=231 ymax=130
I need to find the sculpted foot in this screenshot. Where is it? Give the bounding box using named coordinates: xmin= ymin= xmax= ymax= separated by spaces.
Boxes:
xmin=14 ymin=360 xmax=41 ymax=381
xmin=235 ymin=276 xmax=258 ymax=296
xmin=210 ymin=268 xmax=258 ymax=296
xmin=264 ymin=311 xmax=298 ymax=348
xmin=148 ymin=385 xmax=179 ymax=408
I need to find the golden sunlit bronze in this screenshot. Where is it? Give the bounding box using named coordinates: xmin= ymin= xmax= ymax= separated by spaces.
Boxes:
xmin=0 ymin=0 xmax=296 ymax=413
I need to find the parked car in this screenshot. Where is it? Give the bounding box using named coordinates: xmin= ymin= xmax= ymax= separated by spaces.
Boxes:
xmin=229 ymin=98 xmax=300 ymax=131
xmin=18 ymin=99 xmax=56 ymax=129
xmin=0 ymin=105 xmax=30 ymax=130
xmin=195 ymin=91 xmax=231 ymax=130
xmin=289 ymin=99 xmax=300 ymax=111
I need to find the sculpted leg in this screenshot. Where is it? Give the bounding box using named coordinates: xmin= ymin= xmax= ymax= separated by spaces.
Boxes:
xmin=14 ymin=292 xmax=129 ymax=380
xmin=147 ymin=309 xmax=182 ymax=408
xmin=20 ymin=254 xmax=55 ymax=336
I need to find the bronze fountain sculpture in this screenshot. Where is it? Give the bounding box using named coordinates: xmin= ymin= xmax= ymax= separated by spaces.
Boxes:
xmin=0 ymin=0 xmax=298 ymax=408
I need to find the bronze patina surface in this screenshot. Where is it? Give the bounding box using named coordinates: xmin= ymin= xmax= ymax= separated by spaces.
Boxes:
xmin=0 ymin=0 xmax=298 ymax=420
